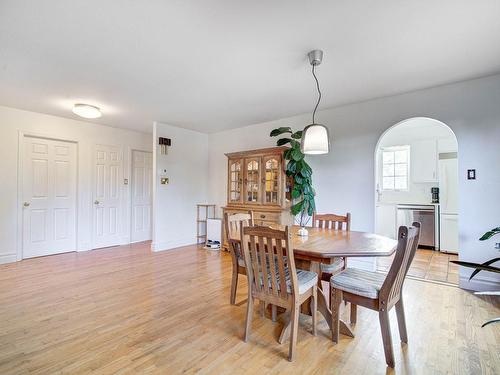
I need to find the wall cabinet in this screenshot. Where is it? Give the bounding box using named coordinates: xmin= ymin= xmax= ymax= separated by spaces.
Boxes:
xmin=412 ymin=139 xmax=438 ymax=183
xmin=222 ymin=146 xmax=293 ymax=249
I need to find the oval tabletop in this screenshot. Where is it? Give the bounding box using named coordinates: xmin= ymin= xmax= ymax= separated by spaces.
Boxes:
xmin=231 ymin=224 xmax=398 ymax=261
xmin=290 ymin=226 xmax=398 ymax=259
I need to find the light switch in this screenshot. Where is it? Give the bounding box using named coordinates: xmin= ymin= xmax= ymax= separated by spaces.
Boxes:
xmin=160 ymin=177 xmax=169 ymax=185
xmin=467 ymin=169 xmax=476 ymax=180
xmin=124 ymin=178 xmax=129 ymax=185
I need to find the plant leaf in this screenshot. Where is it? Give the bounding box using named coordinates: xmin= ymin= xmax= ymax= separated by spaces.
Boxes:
xmin=291 ymin=147 xmax=304 ymax=161
xmin=277 ymin=138 xmax=292 ymax=146
xmin=291 ymin=200 xmax=304 ymax=215
xmin=270 ymin=127 xmax=292 ymax=137
xmin=479 ymin=227 xmax=500 ymax=241
xmin=291 ymin=186 xmax=301 ymax=199
xmin=294 ymin=175 xmax=303 ymax=184
xmin=291 ymin=130 xmax=303 ymax=139
xmin=450 ymin=260 xmax=500 ymax=280
xmin=469 ymin=257 xmax=500 ymax=280
xmin=482 ymin=318 xmax=500 ymax=328
xmin=283 ymin=149 xmax=292 ymax=160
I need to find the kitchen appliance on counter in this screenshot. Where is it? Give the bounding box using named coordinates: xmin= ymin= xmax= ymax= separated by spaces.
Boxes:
xmin=397 ymin=204 xmax=436 ymax=249
xmin=431 ymin=187 xmax=439 ymax=203
xmin=438 ymin=153 xmax=458 ymax=253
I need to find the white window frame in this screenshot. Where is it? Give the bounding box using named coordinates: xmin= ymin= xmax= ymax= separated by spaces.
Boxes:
xmin=380 ymin=145 xmax=410 ymax=191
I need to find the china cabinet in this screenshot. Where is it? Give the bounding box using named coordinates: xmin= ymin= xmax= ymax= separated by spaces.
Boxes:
xmin=222 ymin=146 xmax=293 ymax=250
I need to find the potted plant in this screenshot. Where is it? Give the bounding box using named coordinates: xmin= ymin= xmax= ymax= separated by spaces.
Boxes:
xmin=451 ymin=226 xmax=500 ymax=327
xmin=270 ymin=127 xmax=315 ymax=236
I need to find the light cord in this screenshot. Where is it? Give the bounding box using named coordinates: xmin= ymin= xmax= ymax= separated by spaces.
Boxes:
xmin=311 ymin=64 xmax=322 ymax=124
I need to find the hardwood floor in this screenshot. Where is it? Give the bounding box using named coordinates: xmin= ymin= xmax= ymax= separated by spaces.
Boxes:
xmin=0 ymin=242 xmax=498 ymax=374
xmin=377 ymin=249 xmax=459 ymax=285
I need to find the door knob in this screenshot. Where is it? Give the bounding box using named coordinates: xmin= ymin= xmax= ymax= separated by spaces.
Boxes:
xmin=23 ymin=202 xmax=30 ymax=207
xmin=94 ymin=200 xmax=100 ymax=205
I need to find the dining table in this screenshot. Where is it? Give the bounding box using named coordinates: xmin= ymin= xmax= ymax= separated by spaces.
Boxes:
xmin=232 ymin=225 xmax=398 ymax=342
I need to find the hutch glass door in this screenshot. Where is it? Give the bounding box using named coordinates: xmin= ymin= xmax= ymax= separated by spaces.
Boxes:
xmin=245 ymin=158 xmax=260 ymax=203
xmin=228 ymin=159 xmax=242 ymax=203
xmin=263 ymin=156 xmax=280 ymax=205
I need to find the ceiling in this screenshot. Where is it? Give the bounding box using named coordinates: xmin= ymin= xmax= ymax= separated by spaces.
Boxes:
xmin=1 ymin=1 xmax=500 ymax=134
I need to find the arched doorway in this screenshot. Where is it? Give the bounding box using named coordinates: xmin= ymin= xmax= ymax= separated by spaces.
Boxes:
xmin=374 ymin=117 xmax=459 ymax=284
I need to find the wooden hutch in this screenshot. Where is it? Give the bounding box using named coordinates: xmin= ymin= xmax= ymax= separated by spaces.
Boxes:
xmin=222 ymin=146 xmax=293 ymax=250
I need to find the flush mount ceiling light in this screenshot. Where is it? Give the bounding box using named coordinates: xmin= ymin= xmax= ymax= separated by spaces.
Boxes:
xmin=72 ymin=103 xmax=102 ymax=119
xmin=300 ymin=50 xmax=330 ymax=155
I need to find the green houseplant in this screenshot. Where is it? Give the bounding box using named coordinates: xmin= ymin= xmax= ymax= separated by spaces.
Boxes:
xmin=451 ymin=226 xmax=500 ymax=327
xmin=270 ymin=127 xmax=315 ymax=234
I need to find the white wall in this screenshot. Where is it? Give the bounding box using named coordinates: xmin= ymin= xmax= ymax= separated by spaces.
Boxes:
xmin=152 ymin=122 xmax=208 ymax=251
xmin=208 ymin=74 xmax=500 ymax=290
xmin=0 ymin=105 xmax=151 ymax=264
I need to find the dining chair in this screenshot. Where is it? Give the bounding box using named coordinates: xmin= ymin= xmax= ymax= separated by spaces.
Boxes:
xmin=224 ymin=211 xmax=253 ymax=305
xmin=312 ymin=212 xmax=357 ymax=323
xmin=330 ymin=222 xmax=421 ymax=368
xmin=240 ymin=224 xmax=318 ymax=361
xmin=312 ymin=212 xmax=351 ymax=280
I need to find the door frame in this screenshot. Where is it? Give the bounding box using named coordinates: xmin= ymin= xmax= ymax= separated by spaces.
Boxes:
xmin=129 ymin=147 xmax=153 ymax=243
xmin=90 ymin=143 xmax=124 ymax=250
xmin=17 ymin=131 xmax=80 ymax=261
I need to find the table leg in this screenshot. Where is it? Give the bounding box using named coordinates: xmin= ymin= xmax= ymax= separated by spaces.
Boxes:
xmin=278 ymin=261 xmax=354 ymax=343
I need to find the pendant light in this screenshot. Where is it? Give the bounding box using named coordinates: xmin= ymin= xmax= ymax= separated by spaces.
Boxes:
xmin=300 ymin=50 xmax=330 ymax=155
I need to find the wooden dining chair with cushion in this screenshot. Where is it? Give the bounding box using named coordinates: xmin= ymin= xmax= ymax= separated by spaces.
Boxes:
xmin=240 ymin=224 xmax=318 ymax=361
xmin=330 ymin=222 xmax=421 ymax=368
xmin=224 ymin=211 xmax=253 ymax=305
xmin=312 ymin=212 xmax=351 ymax=280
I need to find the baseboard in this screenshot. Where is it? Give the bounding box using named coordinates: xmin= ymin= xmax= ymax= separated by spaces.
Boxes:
xmin=151 ymin=238 xmax=196 ymax=252
xmin=0 ymin=254 xmax=17 ymax=265
xmin=459 ymin=275 xmax=500 ymax=292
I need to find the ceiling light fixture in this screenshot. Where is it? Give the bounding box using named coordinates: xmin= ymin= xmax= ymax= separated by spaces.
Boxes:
xmin=300 ymin=50 xmax=330 ymax=155
xmin=72 ymin=103 xmax=102 ymax=119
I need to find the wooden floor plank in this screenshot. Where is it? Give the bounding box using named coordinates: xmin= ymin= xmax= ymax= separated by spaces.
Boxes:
xmin=0 ymin=242 xmax=498 ymax=374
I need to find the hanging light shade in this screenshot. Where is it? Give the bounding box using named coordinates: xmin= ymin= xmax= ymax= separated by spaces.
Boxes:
xmin=301 ymin=123 xmax=330 ymax=154
xmin=300 ymin=49 xmax=330 ymax=155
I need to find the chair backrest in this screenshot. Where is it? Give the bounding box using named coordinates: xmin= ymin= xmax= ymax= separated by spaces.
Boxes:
xmin=224 ymin=211 xmax=253 ymax=259
xmin=240 ymin=225 xmax=298 ymax=302
xmin=312 ymin=212 xmax=351 ymax=231
xmin=380 ymin=222 xmax=421 ymax=307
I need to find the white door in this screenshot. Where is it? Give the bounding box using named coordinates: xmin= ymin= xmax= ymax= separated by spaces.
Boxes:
xmin=22 ymin=136 xmax=77 ymax=258
xmin=93 ymin=145 xmax=122 ymax=248
xmin=438 ymin=158 xmax=458 ymax=214
xmin=131 ymin=150 xmax=152 ymax=242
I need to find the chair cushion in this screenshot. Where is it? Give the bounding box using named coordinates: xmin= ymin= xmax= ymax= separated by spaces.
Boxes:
xmin=330 ymin=268 xmax=386 ymax=299
xmin=320 ymin=258 xmax=344 ymax=275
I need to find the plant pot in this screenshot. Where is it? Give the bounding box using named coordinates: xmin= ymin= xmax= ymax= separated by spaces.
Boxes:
xmin=297 ymin=227 xmax=309 ymax=237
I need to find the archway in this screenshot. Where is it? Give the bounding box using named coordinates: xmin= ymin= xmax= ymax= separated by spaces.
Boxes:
xmin=374 ymin=117 xmax=459 ymax=284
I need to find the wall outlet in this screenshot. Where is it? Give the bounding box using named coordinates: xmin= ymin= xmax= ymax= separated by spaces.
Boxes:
xmin=495 ymin=242 xmax=500 ymax=250
xmin=160 ymin=177 xmax=169 ymax=185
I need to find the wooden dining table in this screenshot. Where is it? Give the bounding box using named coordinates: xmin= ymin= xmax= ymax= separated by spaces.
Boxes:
xmin=232 ymin=225 xmax=398 ymax=342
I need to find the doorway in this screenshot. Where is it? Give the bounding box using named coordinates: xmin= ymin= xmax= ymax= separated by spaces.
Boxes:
xmin=21 ymin=135 xmax=77 ymax=258
xmin=130 ymin=150 xmax=153 ymax=243
xmin=374 ymin=117 xmax=459 ymax=284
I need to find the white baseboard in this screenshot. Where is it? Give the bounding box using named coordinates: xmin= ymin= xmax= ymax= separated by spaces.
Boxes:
xmin=151 ymin=238 xmax=196 ymax=252
xmin=0 ymin=254 xmax=17 ymax=265
xmin=459 ymin=275 xmax=500 ymax=292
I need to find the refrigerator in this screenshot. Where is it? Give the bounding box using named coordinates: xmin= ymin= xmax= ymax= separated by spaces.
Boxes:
xmin=438 ymin=154 xmax=459 ymax=253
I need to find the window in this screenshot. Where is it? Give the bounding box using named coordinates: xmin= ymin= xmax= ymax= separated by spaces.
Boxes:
xmin=381 ymin=145 xmax=409 ymax=190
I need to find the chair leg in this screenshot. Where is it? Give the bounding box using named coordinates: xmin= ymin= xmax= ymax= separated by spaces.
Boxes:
xmin=331 ymin=288 xmax=342 ymax=343
xmin=311 ymin=285 xmax=317 ymax=336
xmin=350 ymin=303 xmax=357 ymax=324
xmin=230 ymin=268 xmax=238 ymax=305
xmin=243 ymin=295 xmax=254 ymax=342
xmin=395 ymin=298 xmax=408 ymax=343
xmin=272 ymin=304 xmax=277 ymax=322
xmin=378 ymin=310 xmax=395 ymax=368
xmin=288 ymin=303 xmax=300 ymax=361
xmin=260 ymin=301 xmax=265 ymax=317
